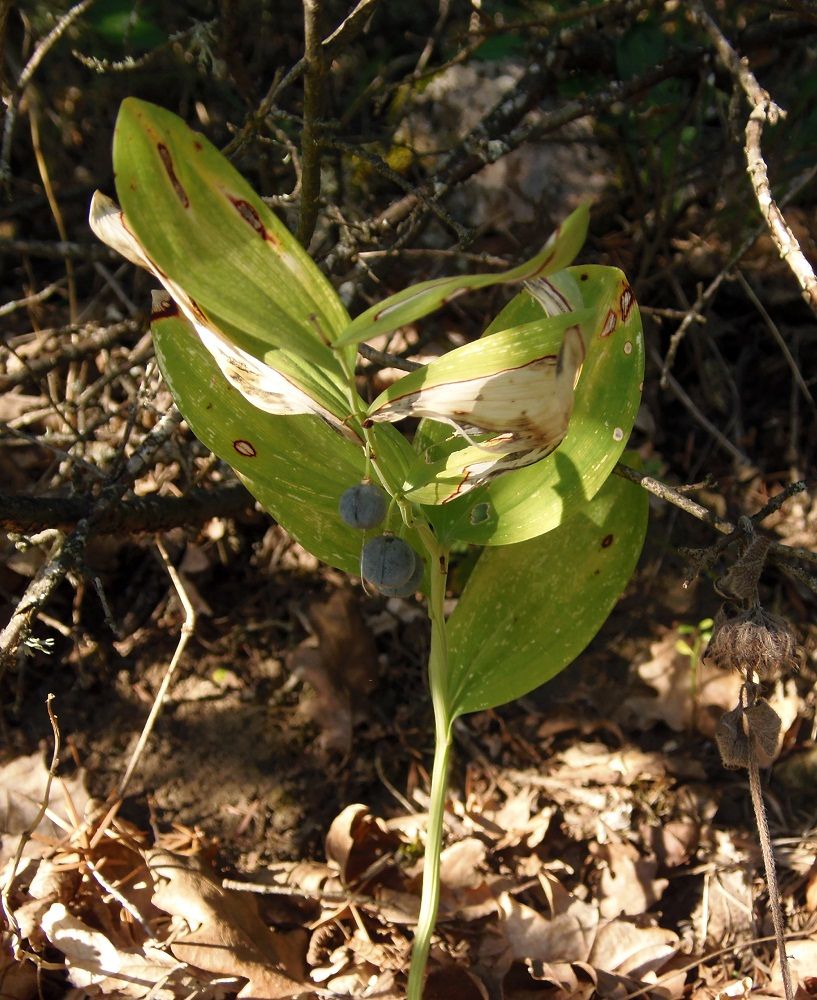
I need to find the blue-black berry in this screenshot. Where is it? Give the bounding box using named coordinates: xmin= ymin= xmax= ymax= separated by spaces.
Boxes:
xmin=361 ymin=535 xmax=416 ymax=589
xmin=338 ymin=482 xmax=387 ymax=530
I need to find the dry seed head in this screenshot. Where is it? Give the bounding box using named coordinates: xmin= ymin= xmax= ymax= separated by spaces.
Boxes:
xmin=704 ymin=604 xmax=800 ymax=680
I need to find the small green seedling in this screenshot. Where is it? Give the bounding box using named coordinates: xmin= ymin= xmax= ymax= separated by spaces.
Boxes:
xmin=90 ymin=98 xmax=648 ymax=998
xmin=677 ymin=616 xmax=715 ymax=714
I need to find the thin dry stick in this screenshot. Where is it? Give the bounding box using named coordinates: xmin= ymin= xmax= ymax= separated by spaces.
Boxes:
xmin=747 ymin=734 xmax=794 ymax=1000
xmin=0 ymin=278 xmax=66 ymax=317
xmin=660 ymin=162 xmax=817 ymax=384
xmin=613 ymin=466 xmax=817 ymax=573
xmin=735 ymin=268 xmax=816 ymax=411
xmin=0 ymin=408 xmax=182 ymax=675
xmin=647 ymin=344 xmax=753 ymax=467
xmin=0 ymin=694 xmax=63 ymax=961
xmin=687 ymin=0 xmax=817 ymax=318
xmin=298 ymin=0 xmax=325 ymax=246
xmin=0 ymin=0 xmax=98 ymax=182
xmin=28 ymin=101 xmax=77 ymax=322
xmin=84 ymin=858 xmax=152 ymax=936
xmin=225 ymin=0 xmax=382 ymax=156
xmin=115 ymin=538 xmax=197 ymax=800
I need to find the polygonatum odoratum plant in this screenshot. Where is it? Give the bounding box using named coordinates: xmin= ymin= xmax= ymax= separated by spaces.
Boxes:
xmin=91 ymin=97 xmax=648 ymax=998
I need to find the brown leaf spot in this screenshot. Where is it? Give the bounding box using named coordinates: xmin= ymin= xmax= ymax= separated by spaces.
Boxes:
xmin=233 ymin=439 xmax=257 ymax=457
xmin=580 ymin=272 xmax=589 ymax=281
xmin=156 ymin=143 xmax=189 ymax=207
xmin=600 ymin=309 xmax=617 ymax=338
xmin=228 ymin=196 xmax=280 ymax=247
xmin=601 ymin=533 xmax=614 ymax=548
xmin=619 ymin=284 xmax=634 ymax=320
xmin=188 ymin=297 xmax=208 ymax=324
xmin=528 ymin=249 xmax=555 ymax=278
xmin=151 ymin=297 xmax=179 ymax=322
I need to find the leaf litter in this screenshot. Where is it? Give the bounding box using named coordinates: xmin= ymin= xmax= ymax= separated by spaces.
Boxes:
xmin=4 ymin=603 xmax=817 ymax=1000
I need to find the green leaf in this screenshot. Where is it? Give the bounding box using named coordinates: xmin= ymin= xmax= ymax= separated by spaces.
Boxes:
xmin=336 ymin=203 xmax=590 ymax=347
xmin=425 ymin=264 xmax=643 ymax=545
xmin=152 ymin=307 xmax=419 ymax=577
xmin=111 ymin=98 xmax=353 ymax=373
xmin=445 ymin=465 xmax=648 ymax=717
xmin=368 ymin=310 xmax=588 ymax=502
xmin=90 ymin=193 xmax=356 ymax=433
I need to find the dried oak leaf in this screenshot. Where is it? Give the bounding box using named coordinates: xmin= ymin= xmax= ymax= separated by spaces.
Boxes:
xmin=147 ymin=849 xmax=306 ymax=999
xmin=591 ymin=842 xmax=668 ymax=919
xmin=286 ymin=587 xmax=379 ymax=756
xmin=497 ymin=889 xmax=680 ymax=997
xmin=325 ymin=803 xmax=401 ymax=889
xmin=621 ymin=630 xmax=742 ymax=736
xmin=41 ymin=903 xmax=205 ymax=998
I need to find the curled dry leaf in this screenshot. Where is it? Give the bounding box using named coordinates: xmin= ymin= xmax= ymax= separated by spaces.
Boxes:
xmin=770 ymin=936 xmax=817 ymax=995
xmin=497 ymin=887 xmax=681 ymax=996
xmin=325 ymin=803 xmax=401 ymax=888
xmin=41 ymin=902 xmax=205 ymax=998
xmin=436 ymin=838 xmax=500 ymax=921
xmin=147 ymin=849 xmax=306 ymax=999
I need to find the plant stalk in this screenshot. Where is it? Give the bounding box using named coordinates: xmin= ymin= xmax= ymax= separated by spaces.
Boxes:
xmin=406 ymin=527 xmax=452 ymax=1000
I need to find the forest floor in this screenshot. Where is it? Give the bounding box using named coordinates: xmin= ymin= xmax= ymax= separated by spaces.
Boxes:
xmin=2 ymin=3 xmax=817 ymax=998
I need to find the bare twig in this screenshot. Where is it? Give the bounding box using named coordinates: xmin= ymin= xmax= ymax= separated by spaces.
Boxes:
xmin=648 ymin=345 xmax=753 ymax=467
xmin=374 ymin=54 xmax=693 ymax=236
xmin=84 ymin=858 xmax=152 ymax=936
xmin=115 ymin=538 xmax=197 ymax=800
xmin=614 ymin=465 xmax=816 ymax=573
xmin=28 ymin=99 xmax=77 ymax=322
xmin=735 ymin=269 xmax=816 ymax=411
xmin=0 ymin=237 xmax=117 ymax=261
xmin=0 ymin=0 xmax=98 ymax=182
xmin=687 ymin=0 xmax=817 ymax=318
xmin=0 ymin=481 xmax=253 ymax=534
xmin=0 ymin=408 xmax=182 ymax=676
xmin=225 ymin=0 xmax=382 ymax=157
xmin=0 ymin=319 xmax=144 ymax=390
xmin=0 ymin=278 xmax=66 ymax=318
xmin=357 ymin=343 xmax=422 ymax=373
xmin=660 ymin=162 xmax=817 ymax=384
xmin=745 ymin=680 xmax=795 ymax=1000
xmin=298 ymin=0 xmax=325 ymax=246
xmin=745 ymin=107 xmax=817 ymax=316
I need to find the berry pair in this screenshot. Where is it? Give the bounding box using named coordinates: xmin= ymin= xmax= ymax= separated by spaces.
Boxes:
xmin=339 ymin=483 xmax=423 ymax=596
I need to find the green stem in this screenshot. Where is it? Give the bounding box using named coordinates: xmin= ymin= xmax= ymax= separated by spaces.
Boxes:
xmin=407 ymin=525 xmax=452 ymax=1000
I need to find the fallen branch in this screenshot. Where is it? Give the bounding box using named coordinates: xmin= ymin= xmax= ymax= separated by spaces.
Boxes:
xmin=0 ymin=481 xmax=253 ymax=534
xmin=614 ymin=465 xmax=817 ymax=579
xmin=0 ymin=408 xmax=183 ymax=676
